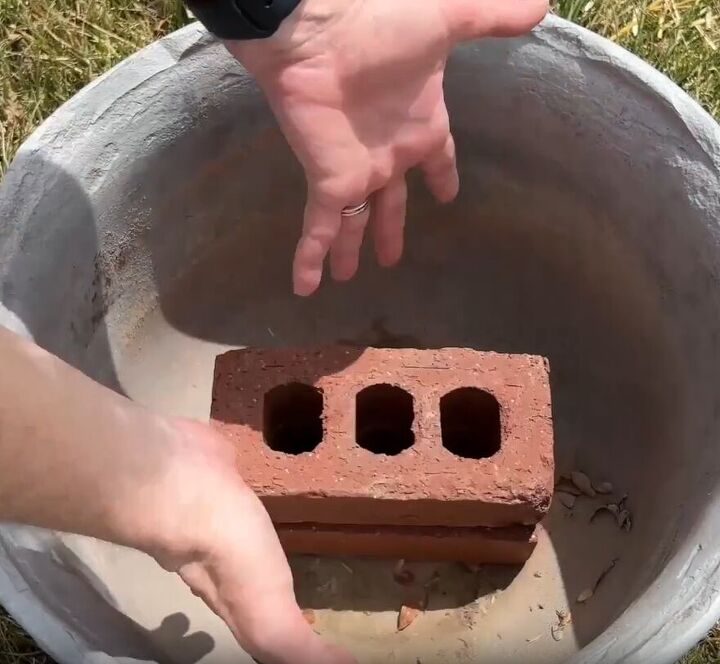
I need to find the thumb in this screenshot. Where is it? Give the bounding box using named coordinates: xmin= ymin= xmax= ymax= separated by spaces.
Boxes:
xmin=445 ymin=0 xmax=549 ymax=41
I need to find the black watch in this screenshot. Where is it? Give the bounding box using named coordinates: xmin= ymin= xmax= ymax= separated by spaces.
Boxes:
xmin=185 ymin=0 xmax=302 ymax=40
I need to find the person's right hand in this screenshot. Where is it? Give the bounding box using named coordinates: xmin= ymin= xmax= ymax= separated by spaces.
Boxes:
xmin=0 ymin=324 xmax=352 ymax=664
xmin=227 ymin=0 xmax=548 ymax=295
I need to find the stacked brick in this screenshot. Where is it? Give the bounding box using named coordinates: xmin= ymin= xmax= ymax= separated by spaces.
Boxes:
xmin=211 ymin=347 xmax=554 ymax=563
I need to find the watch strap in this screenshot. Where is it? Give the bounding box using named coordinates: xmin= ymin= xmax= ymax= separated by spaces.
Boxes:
xmin=186 ymin=0 xmax=301 ymax=40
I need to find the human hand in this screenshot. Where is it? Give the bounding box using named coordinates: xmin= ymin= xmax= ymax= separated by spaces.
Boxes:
xmin=0 ymin=325 xmax=351 ymax=664
xmin=226 ymin=0 xmax=548 ymax=295
xmin=137 ymin=419 xmax=355 ymax=664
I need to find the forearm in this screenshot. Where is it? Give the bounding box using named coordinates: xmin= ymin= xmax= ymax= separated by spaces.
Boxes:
xmin=0 ymin=325 xmax=190 ymax=551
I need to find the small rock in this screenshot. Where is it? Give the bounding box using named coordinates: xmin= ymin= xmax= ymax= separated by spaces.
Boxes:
xmin=571 ymin=470 xmax=597 ymax=497
xmin=595 ymin=481 xmax=614 ymax=494
xmin=393 ymin=559 xmax=415 ymax=586
xmin=576 ymin=588 xmax=594 ymax=603
xmin=398 ymin=605 xmax=421 ymax=631
xmin=557 ymin=492 xmax=577 ymax=509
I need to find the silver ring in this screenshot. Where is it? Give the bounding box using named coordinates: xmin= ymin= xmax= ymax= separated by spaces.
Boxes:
xmin=341 ymin=200 xmax=370 ymax=217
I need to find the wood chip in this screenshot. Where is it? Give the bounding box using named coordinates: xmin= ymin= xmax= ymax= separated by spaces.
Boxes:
xmin=557 ymin=610 xmax=572 ymax=627
xmin=591 ymin=503 xmax=619 ymax=523
xmin=551 ymin=625 xmax=565 ymax=641
xmin=576 ymin=588 xmax=594 ymax=603
xmin=557 ymin=492 xmax=577 ymax=509
xmin=393 ymin=559 xmax=415 ymax=586
xmin=302 ymin=609 xmax=316 ymax=625
xmin=595 ymin=481 xmax=614 ymax=494
xmin=618 ymin=509 xmax=632 ymax=532
xmin=571 ymin=470 xmax=597 ymax=497
xmin=551 ymin=609 xmax=572 ymax=640
xmin=591 ymin=497 xmax=632 ymax=532
xmin=576 ymin=558 xmax=620 ymax=605
xmin=398 ymin=605 xmax=422 ymax=631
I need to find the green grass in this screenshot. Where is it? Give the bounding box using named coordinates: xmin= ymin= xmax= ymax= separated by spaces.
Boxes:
xmin=0 ymin=0 xmax=188 ymax=173
xmin=0 ymin=610 xmax=50 ymax=664
xmin=556 ymin=0 xmax=719 ymax=116
xmin=680 ymin=625 xmax=720 ymax=664
xmin=0 ymin=0 xmax=719 ymax=662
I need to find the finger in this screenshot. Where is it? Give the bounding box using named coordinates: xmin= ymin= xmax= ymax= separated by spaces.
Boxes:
xmin=329 ymin=203 xmax=372 ymax=282
xmin=446 ymin=0 xmax=549 ymax=41
xmin=293 ymin=197 xmax=342 ymax=296
xmin=372 ymin=176 xmax=408 ymax=268
xmin=421 ymin=134 xmax=459 ymax=203
xmin=243 ymin=601 xmax=356 ymax=664
xmin=177 ymin=488 xmax=357 ymax=664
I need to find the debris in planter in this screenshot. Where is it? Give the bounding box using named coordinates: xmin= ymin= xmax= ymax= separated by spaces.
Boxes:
xmin=576 ymin=588 xmax=594 ymax=603
xmin=393 ymin=559 xmax=415 ymax=586
xmin=595 ymin=558 xmax=619 ymax=588
xmin=570 ymin=470 xmax=596 ymax=497
xmin=617 ymin=495 xmax=632 ymax=532
xmin=551 ymin=610 xmax=572 ymax=641
xmin=576 ymin=558 xmax=620 ymax=604
xmin=591 ymin=503 xmax=619 ymax=522
xmin=398 ymin=605 xmax=422 ymax=631
xmin=591 ymin=495 xmax=632 ymax=532
xmin=594 ymin=481 xmax=614 ymax=495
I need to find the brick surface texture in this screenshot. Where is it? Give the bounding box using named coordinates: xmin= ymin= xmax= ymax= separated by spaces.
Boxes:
xmin=211 ymin=347 xmax=554 ymax=534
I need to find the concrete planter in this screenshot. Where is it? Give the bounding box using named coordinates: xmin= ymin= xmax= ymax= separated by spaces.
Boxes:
xmin=1 ymin=15 xmax=719 ymax=664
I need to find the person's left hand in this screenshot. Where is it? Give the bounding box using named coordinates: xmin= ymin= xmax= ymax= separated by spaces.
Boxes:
xmin=226 ymin=0 xmax=548 ymax=295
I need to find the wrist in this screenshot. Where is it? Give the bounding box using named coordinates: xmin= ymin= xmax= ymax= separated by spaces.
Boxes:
xmin=226 ymin=0 xmax=359 ymax=68
xmin=114 ymin=418 xmax=248 ymax=567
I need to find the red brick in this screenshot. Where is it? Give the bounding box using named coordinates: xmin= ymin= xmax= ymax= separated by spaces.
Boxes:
xmin=211 ymin=347 xmax=554 ymax=528
xmin=277 ymin=523 xmax=538 ymax=564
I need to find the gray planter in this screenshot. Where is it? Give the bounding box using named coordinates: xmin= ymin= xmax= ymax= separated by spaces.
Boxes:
xmin=1 ymin=15 xmax=719 ymax=664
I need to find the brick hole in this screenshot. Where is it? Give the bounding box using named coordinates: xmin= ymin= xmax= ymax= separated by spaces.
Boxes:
xmin=356 ymin=384 xmax=415 ymax=455
xmin=263 ymin=383 xmax=323 ymax=454
xmin=440 ymin=388 xmax=501 ymax=459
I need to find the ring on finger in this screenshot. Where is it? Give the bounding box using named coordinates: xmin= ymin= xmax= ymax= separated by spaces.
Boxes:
xmin=341 ymin=200 xmax=370 ymax=217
